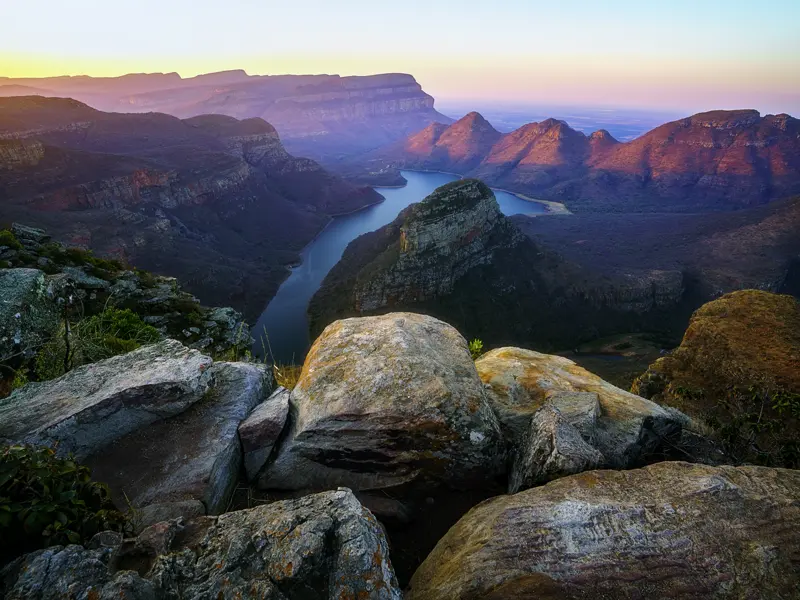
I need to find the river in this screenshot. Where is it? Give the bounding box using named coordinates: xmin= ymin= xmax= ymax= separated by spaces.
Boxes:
xmin=252 ymin=170 xmax=548 ymax=363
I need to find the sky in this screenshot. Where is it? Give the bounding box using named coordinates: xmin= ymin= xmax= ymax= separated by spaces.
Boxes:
xmin=1 ymin=0 xmax=799 ymax=114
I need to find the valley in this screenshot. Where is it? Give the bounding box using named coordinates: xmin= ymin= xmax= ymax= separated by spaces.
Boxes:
xmin=253 ymin=170 xmax=551 ymax=363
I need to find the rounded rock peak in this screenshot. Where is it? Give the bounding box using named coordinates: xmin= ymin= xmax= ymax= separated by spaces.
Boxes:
xmin=409 ymin=179 xmax=497 ymax=223
xmin=590 ymin=129 xmax=617 ymax=143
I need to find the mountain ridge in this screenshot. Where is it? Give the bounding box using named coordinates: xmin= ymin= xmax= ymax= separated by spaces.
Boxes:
xmin=368 ymin=108 xmax=800 ymax=211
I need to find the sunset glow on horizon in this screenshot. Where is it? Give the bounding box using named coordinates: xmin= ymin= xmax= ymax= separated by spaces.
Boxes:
xmin=2 ymin=0 xmax=799 ymax=114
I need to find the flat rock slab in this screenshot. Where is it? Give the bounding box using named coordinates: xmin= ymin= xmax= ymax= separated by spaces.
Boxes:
xmin=476 ymin=347 xmax=681 ymax=466
xmin=0 ymin=339 xmax=212 ymax=459
xmin=238 ymin=386 xmax=290 ymax=481
xmin=408 ymin=462 xmax=800 ymax=600
xmin=86 ymin=361 xmax=269 ymax=519
xmin=262 ymin=313 xmax=504 ymax=495
xmin=2 ymin=489 xmax=403 ymax=600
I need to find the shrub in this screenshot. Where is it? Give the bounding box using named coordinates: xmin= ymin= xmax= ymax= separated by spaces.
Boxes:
xmin=0 ymin=445 xmax=128 ymax=563
xmin=36 ymin=308 xmax=161 ymax=380
xmin=0 ymin=229 xmax=22 ymax=251
xmin=469 ymin=338 xmax=484 ymax=360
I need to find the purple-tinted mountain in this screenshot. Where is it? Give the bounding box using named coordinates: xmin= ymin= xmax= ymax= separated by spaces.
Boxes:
xmin=0 ymin=96 xmax=381 ymax=316
xmin=0 ymin=71 xmax=451 ymax=163
xmin=369 ymin=109 xmax=800 ymax=211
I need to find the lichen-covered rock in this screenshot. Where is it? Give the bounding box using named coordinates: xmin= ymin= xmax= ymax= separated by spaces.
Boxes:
xmin=0 ymin=268 xmax=63 ymax=360
xmin=509 ymin=404 xmax=604 ymax=493
xmin=239 ymin=386 xmax=291 ymax=481
xmin=1 ymin=489 xmax=402 ymax=600
xmin=0 ymin=339 xmax=212 ymax=459
xmin=262 ymin=313 xmax=504 ymax=500
xmin=632 ymin=290 xmax=800 ymax=467
xmin=85 ymin=361 xmax=269 ymax=522
xmin=407 ymin=462 xmax=800 ymax=600
xmin=476 ymin=347 xmax=681 ymax=467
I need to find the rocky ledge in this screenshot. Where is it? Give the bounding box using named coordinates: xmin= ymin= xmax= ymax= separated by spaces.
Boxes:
xmin=0 ymin=223 xmax=251 ymax=375
xmin=1 ymin=307 xmax=799 ymax=597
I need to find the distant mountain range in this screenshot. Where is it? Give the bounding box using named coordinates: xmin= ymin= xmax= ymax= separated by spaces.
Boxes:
xmin=0 ymin=96 xmax=380 ymax=316
xmin=0 ymin=71 xmax=451 ymax=162
xmin=365 ymin=110 xmax=800 ymax=211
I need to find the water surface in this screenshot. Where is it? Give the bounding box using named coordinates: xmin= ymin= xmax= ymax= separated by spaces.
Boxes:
xmin=253 ymin=170 xmax=547 ymax=363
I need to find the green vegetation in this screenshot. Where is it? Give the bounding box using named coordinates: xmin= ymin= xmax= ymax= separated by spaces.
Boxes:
xmin=0 ymin=445 xmax=128 ymax=563
xmin=469 ymin=338 xmax=484 ymax=360
xmin=36 ymin=308 xmax=161 ymax=380
xmin=0 ymin=229 xmax=22 ymax=251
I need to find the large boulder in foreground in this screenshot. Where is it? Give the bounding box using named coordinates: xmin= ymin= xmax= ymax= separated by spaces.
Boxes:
xmin=1 ymin=489 xmax=402 ymax=600
xmin=86 ymin=362 xmax=270 ymax=523
xmin=0 ymin=339 xmax=212 ymax=459
xmin=633 ymin=290 xmax=800 ymax=467
xmin=476 ymin=347 xmax=681 ymax=467
xmin=261 ymin=313 xmax=504 ymax=497
xmin=407 ymin=462 xmax=800 ymax=600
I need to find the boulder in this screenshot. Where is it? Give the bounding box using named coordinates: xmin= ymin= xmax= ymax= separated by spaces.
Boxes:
xmin=509 ymin=404 xmax=604 ymax=493
xmin=62 ymin=266 xmax=110 ymax=290
xmin=11 ymin=223 xmax=49 ymax=245
xmin=476 ymin=347 xmax=681 ymax=467
xmin=86 ymin=362 xmax=270 ymax=522
xmin=0 ymin=339 xmax=212 ymax=459
xmin=1 ymin=489 xmax=402 ymax=600
xmin=0 ymin=268 xmax=62 ymax=360
xmin=407 ymin=462 xmax=800 ymax=600
xmin=632 ymin=290 xmax=800 ymax=467
xmin=238 ymin=386 xmax=291 ymax=481
xmin=261 ymin=313 xmax=504 ymax=498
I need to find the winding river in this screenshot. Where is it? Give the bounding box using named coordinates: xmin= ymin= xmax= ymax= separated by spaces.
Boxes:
xmin=252 ymin=170 xmax=548 ymax=363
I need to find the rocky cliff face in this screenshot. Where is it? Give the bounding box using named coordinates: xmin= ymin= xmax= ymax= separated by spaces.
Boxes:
xmin=355 ymin=180 xmax=525 ymax=310
xmin=374 ymin=109 xmax=800 ymax=211
xmin=309 ymin=180 xmax=690 ymax=351
xmin=0 ymin=97 xmax=380 ymax=316
xmin=0 ymin=72 xmax=452 ymax=163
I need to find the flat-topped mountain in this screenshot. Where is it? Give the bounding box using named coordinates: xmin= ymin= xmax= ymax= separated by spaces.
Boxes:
xmin=372 ymin=109 xmax=800 ymax=211
xmin=0 ymin=96 xmax=380 ymax=316
xmin=0 ymin=71 xmax=452 ymax=162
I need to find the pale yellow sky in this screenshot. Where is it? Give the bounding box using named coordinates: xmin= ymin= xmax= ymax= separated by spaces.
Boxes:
xmin=2 ymin=0 xmax=799 ymax=113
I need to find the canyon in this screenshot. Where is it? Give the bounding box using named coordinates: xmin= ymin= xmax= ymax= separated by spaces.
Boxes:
xmin=0 ymin=96 xmax=380 ymax=317
xmin=309 ymin=179 xmax=800 ymax=353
